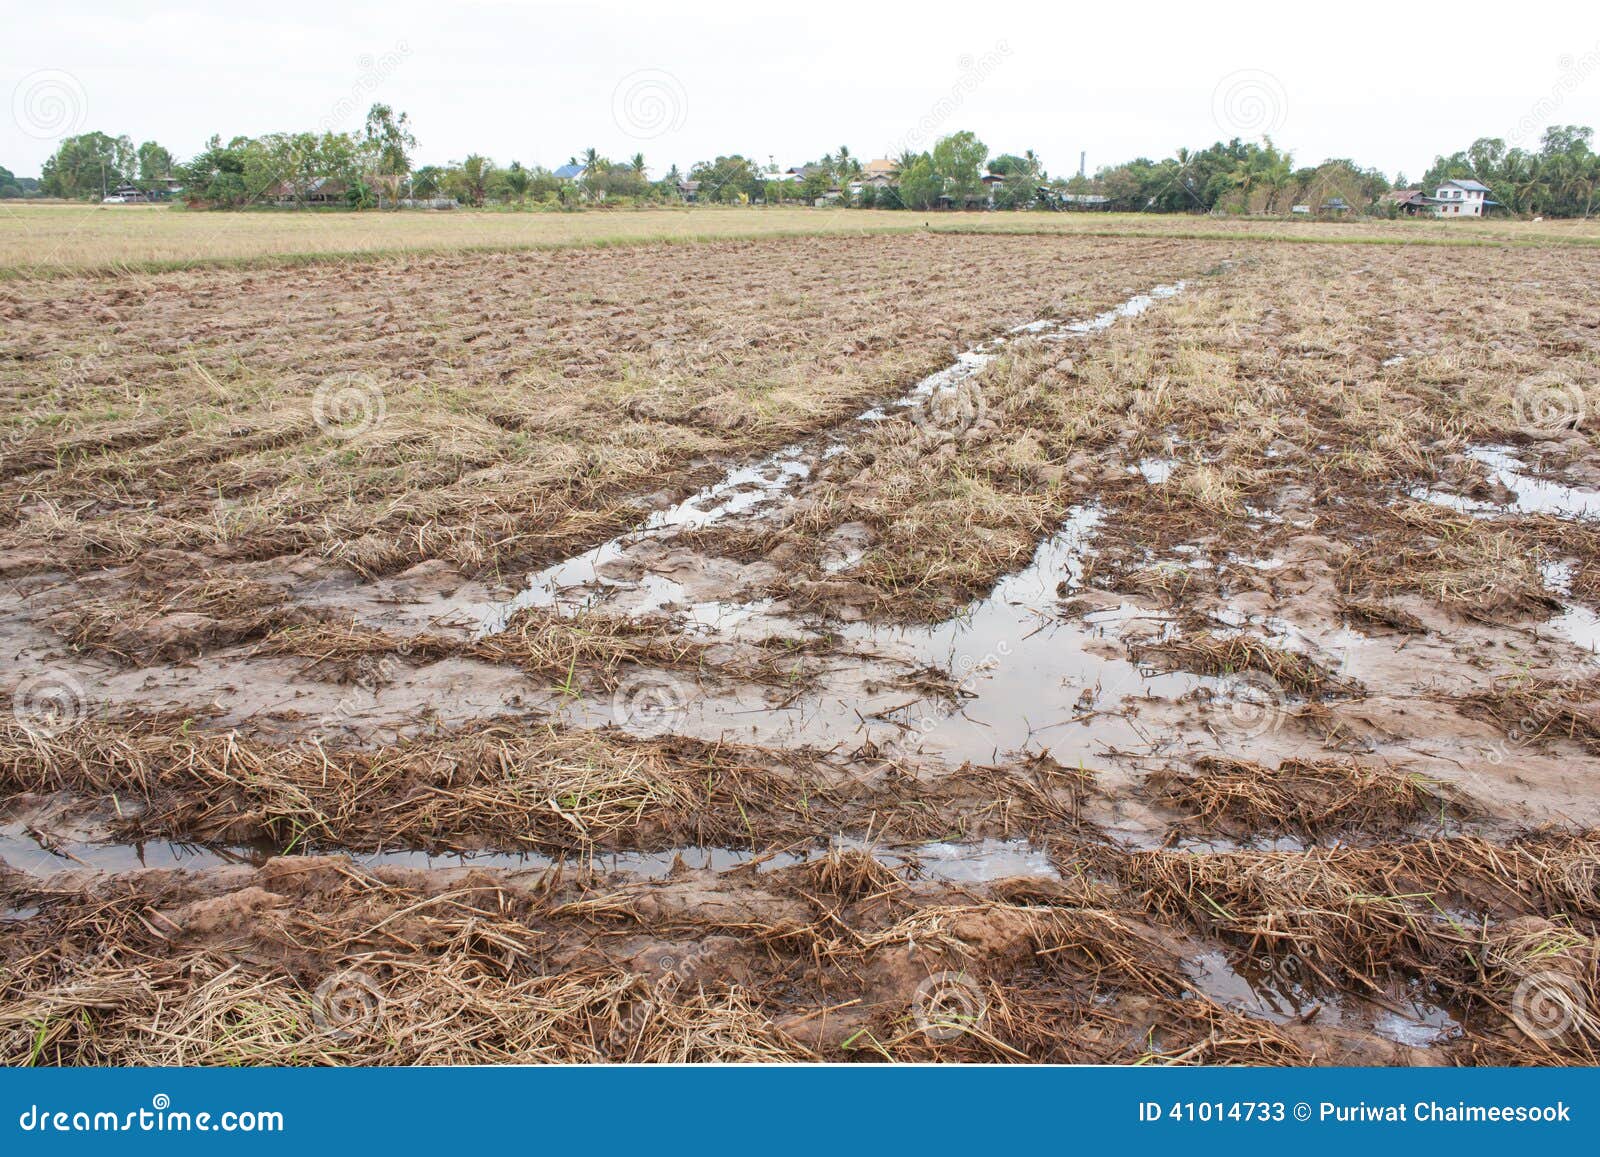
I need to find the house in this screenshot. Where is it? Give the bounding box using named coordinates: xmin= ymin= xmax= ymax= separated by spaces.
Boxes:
xmin=270 ymin=177 xmax=349 ymax=205
xmin=958 ymin=172 xmax=1004 ymax=207
xmin=553 ymin=163 xmax=587 ymax=182
xmin=1381 ymin=188 xmax=1429 ymax=216
xmin=1320 ymin=197 xmax=1351 ymax=214
xmin=1426 ymin=178 xmax=1496 ymax=217
xmin=676 ymin=179 xmax=700 ymax=203
xmin=862 ymin=158 xmax=899 ymax=181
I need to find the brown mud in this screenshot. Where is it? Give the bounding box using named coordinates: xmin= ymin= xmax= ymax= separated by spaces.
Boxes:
xmin=3 ymin=234 xmax=1599 ymax=1064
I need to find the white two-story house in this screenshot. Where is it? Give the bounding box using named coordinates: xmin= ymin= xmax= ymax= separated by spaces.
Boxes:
xmin=1430 ymin=178 xmax=1494 ymax=217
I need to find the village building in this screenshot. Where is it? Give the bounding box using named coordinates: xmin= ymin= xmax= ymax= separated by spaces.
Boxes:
xmin=268 ymin=177 xmax=349 ymax=205
xmin=1426 ymin=178 xmax=1495 ymax=217
xmin=861 ymin=158 xmax=899 ymax=183
xmin=1381 ymin=188 xmax=1429 ymax=216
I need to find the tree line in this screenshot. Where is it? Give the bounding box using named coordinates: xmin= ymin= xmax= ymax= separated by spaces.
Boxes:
xmin=12 ymin=104 xmax=1600 ymax=218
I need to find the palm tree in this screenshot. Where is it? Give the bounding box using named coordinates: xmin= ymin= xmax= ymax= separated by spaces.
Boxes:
xmin=1228 ymin=158 xmax=1259 ymax=213
xmin=1258 ymin=139 xmax=1294 ymax=214
xmin=630 ymin=152 xmax=646 ymax=177
xmin=460 ymin=154 xmax=490 ymax=206
xmin=1579 ymin=152 xmax=1600 ymax=217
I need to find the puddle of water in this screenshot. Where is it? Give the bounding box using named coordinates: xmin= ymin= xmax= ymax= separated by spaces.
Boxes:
xmin=363 ymin=839 xmax=1061 ymax=882
xmin=1133 ymin=458 xmax=1176 ymax=485
xmin=911 ymin=838 xmax=1058 ymax=882
xmin=828 ymin=505 xmax=1203 ymax=762
xmin=477 ymin=453 xmax=812 ymax=633
xmin=352 ymin=845 xmax=807 ymax=877
xmin=1226 ymin=554 xmax=1286 ymax=572
xmin=0 ymin=823 xmax=1059 ymax=887
xmin=452 ymin=283 xmax=1209 ymax=768
xmin=1183 ymin=948 xmax=1460 ymax=1046
xmin=477 ymin=283 xmax=1187 ymax=637
xmin=1372 ymin=1005 xmax=1459 ymax=1047
xmin=1536 ymin=561 xmax=1600 ymax=659
xmin=1543 ymin=560 xmax=1576 ymax=596
xmin=1412 ymin=445 xmax=1600 ymax=521
xmin=1547 ymin=603 xmax=1600 ymax=656
xmin=0 ymin=822 xmax=269 ymax=877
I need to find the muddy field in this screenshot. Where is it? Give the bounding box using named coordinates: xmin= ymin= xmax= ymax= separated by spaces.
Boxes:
xmin=2 ymin=230 xmax=1598 ymax=1065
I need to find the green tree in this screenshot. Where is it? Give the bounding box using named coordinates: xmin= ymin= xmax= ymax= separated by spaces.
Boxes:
xmin=501 ymin=160 xmax=531 ymax=200
xmin=1257 ymin=138 xmax=1295 ymax=213
xmin=687 ymin=155 xmax=761 ymax=203
xmin=40 ymin=132 xmax=134 ymax=199
xmin=362 ymin=103 xmax=416 ymax=207
xmin=411 ymin=165 xmax=444 ymax=198
xmin=179 ymin=135 xmax=251 ymax=207
xmin=443 ymin=155 xmax=493 ymax=207
xmin=930 ymin=131 xmax=987 ymax=203
xmin=134 ymin=141 xmax=174 ymax=193
xmin=897 ymin=154 xmax=942 ymax=210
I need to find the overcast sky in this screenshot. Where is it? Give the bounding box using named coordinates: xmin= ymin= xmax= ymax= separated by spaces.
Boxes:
xmin=5 ymin=1 xmax=1597 ymax=182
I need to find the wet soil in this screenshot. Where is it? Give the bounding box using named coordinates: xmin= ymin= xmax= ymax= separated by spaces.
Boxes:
xmin=4 ymin=236 xmax=1600 ymax=1065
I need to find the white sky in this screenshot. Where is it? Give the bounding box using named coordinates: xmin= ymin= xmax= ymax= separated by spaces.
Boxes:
xmin=4 ymin=1 xmax=1597 ymax=183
